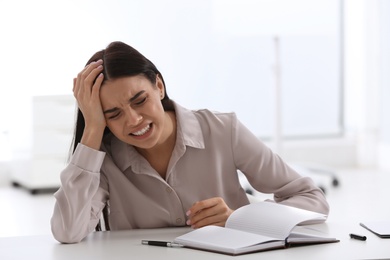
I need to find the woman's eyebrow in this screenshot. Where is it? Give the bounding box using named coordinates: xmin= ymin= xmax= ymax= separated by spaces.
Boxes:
xmin=129 ymin=90 xmax=145 ymax=102
xmin=103 ymin=107 xmax=118 ymax=114
xmin=103 ymin=90 xmax=146 ymax=114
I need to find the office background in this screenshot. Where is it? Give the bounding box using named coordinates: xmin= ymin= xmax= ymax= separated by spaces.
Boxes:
xmin=0 ymin=0 xmax=388 ymax=237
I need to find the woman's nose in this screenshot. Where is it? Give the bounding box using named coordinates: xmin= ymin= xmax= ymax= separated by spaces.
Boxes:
xmin=124 ymin=107 xmax=142 ymax=126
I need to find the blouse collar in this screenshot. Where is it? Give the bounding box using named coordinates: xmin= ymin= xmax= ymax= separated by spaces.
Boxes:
xmin=105 ymin=100 xmax=205 ymax=172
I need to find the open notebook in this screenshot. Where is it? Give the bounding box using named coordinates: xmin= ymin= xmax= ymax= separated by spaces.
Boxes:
xmin=174 ymin=202 xmax=338 ymax=255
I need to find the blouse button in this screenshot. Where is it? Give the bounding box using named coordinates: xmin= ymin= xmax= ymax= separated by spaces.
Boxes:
xmin=166 ymin=187 xmax=173 ymax=193
xmin=176 ymin=218 xmax=182 ymax=224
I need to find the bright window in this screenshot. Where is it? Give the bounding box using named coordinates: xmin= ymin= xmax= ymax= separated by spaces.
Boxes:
xmin=0 ymin=0 xmax=343 ymax=158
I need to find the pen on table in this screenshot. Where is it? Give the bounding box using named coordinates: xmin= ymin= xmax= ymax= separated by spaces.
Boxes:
xmin=349 ymin=233 xmax=367 ymax=241
xmin=141 ymin=240 xmax=184 ymax=248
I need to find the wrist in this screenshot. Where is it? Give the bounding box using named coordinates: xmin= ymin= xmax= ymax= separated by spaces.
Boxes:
xmin=80 ymin=126 xmax=105 ymax=150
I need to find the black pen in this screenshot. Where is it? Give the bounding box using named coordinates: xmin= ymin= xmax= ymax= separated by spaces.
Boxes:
xmin=141 ymin=240 xmax=184 ymax=248
xmin=349 ymin=233 xmax=367 ymax=241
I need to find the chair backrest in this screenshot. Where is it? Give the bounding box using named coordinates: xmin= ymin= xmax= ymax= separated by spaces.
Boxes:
xmin=95 ymin=204 xmax=110 ymax=231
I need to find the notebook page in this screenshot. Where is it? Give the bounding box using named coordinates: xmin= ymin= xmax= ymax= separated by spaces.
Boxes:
xmin=287 ymin=226 xmax=338 ymax=243
xmin=174 ymin=226 xmax=278 ymax=249
xmin=226 ymin=202 xmax=326 ymax=240
xmin=173 ymin=225 xmax=285 ymax=254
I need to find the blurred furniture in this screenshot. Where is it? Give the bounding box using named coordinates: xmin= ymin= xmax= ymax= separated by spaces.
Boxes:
xmin=240 ymin=164 xmax=339 ymax=198
xmin=11 ymin=95 xmax=75 ymax=194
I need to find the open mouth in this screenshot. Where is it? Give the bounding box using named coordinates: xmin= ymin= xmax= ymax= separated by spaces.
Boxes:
xmin=130 ymin=123 xmax=152 ymax=136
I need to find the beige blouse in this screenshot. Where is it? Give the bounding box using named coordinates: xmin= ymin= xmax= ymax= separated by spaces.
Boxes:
xmin=51 ymin=102 xmax=329 ymax=243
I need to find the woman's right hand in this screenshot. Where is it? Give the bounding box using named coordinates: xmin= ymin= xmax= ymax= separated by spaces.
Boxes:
xmin=73 ymin=59 xmax=106 ymax=150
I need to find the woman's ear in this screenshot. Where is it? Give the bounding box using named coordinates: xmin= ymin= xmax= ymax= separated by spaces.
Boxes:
xmin=156 ymin=75 xmax=165 ymax=99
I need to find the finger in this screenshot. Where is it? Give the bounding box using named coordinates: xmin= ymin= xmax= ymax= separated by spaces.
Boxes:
xmin=81 ymin=59 xmax=103 ymax=78
xmin=84 ymin=63 xmax=104 ymax=89
xmin=75 ymin=60 xmax=103 ymax=93
xmin=74 ymin=67 xmax=90 ymax=99
xmin=186 ymin=198 xmax=219 ymax=219
xmin=73 ymin=78 xmax=77 ymax=92
xmin=76 ymin=60 xmax=100 ymax=88
xmin=186 ymin=198 xmax=233 ymax=229
xmin=75 ymin=62 xmax=103 ymax=101
xmin=189 ymin=206 xmax=221 ymax=226
xmin=91 ymin=73 xmax=104 ymax=99
xmin=189 ymin=206 xmax=230 ymax=229
xmin=186 ymin=198 xmax=222 ymax=225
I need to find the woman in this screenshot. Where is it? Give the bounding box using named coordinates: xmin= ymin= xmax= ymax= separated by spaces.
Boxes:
xmin=51 ymin=41 xmax=329 ymax=244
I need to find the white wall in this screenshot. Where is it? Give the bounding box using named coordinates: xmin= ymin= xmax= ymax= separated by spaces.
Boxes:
xmin=0 ymin=0 xmax=389 ymax=188
xmin=343 ymin=0 xmax=390 ymax=169
xmin=0 ymin=1 xmax=344 ymax=167
xmin=378 ymin=0 xmax=390 ymax=170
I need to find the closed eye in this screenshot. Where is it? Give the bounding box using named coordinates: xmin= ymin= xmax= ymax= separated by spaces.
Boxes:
xmin=108 ymin=112 xmax=121 ymax=119
xmin=134 ymin=97 xmax=147 ymax=106
xmin=104 ymin=107 xmax=120 ymax=119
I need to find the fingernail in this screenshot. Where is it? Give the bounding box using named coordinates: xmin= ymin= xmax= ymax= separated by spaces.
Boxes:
xmin=186 ymin=210 xmax=191 ymax=216
xmin=186 ymin=220 xmax=191 ymax=225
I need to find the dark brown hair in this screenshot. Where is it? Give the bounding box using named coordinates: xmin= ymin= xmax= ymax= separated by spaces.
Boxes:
xmin=71 ymin=41 xmax=175 ymax=231
xmin=72 ymin=41 xmax=174 ymax=153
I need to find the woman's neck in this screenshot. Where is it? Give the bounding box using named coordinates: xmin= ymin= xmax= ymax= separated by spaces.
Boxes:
xmin=136 ymin=111 xmax=177 ymax=178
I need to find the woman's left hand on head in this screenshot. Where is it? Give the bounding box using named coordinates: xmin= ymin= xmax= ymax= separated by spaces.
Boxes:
xmin=186 ymin=197 xmax=234 ymax=229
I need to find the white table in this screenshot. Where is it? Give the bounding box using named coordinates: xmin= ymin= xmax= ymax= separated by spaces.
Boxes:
xmin=0 ymin=222 xmax=389 ymax=260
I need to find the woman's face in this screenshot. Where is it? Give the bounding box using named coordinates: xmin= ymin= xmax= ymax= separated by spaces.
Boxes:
xmin=100 ymin=75 xmax=168 ymax=149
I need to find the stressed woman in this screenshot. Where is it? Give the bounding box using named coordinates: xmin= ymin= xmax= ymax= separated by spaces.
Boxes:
xmin=51 ymin=41 xmax=329 ymax=243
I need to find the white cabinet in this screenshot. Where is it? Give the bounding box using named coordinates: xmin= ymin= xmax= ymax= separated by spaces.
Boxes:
xmin=11 ymin=95 xmax=76 ymax=194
